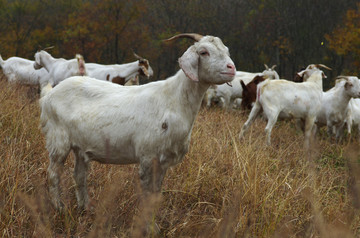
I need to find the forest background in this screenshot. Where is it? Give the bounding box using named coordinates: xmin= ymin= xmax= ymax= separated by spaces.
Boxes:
xmin=0 ymin=0 xmax=359 ymax=89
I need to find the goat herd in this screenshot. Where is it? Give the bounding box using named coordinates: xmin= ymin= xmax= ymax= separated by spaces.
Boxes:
xmin=1 ymin=33 xmax=359 ymax=213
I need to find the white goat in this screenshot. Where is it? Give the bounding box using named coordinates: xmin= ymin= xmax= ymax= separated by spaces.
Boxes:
xmin=239 ymin=69 xmax=325 ymax=149
xmin=346 ymin=98 xmax=360 ymax=141
xmin=213 ymin=65 xmax=280 ymax=109
xmin=34 ymin=51 xmax=86 ymax=86
xmin=0 ymin=55 xmax=49 ymax=87
xmin=86 ymin=53 xmax=153 ymax=85
xmin=39 ymin=33 xmax=236 ymax=210
xmin=316 ymin=76 xmax=360 ymax=140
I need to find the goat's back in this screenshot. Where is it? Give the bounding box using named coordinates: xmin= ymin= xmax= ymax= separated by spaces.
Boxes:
xmin=257 ymin=79 xmax=322 ymax=118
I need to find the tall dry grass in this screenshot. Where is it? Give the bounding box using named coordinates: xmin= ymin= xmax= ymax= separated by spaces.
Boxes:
xmin=1 ymin=73 xmax=360 ymax=237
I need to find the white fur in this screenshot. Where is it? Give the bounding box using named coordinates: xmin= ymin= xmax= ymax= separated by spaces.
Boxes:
xmin=39 ymin=35 xmax=236 ymax=209
xmin=214 ymin=65 xmax=280 ymax=109
xmin=34 ymin=51 xmax=87 ymax=86
xmin=346 ymin=98 xmax=360 ymax=141
xmin=0 ymin=55 xmax=49 ymax=87
xmin=86 ymin=57 xmax=153 ymax=85
xmin=239 ymin=70 xmax=324 ymax=149
xmin=316 ymin=76 xmax=360 ymax=140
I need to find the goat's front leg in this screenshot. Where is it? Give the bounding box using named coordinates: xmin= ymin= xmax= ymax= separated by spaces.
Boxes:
xmin=304 ymin=117 xmax=316 ymax=150
xmin=239 ymin=102 xmax=262 ymax=140
xmin=139 ymin=158 xmax=167 ymax=194
xmin=135 ymin=158 xmax=167 ymax=236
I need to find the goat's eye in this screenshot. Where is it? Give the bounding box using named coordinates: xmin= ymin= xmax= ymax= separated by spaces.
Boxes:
xmin=199 ymin=51 xmax=209 ymax=56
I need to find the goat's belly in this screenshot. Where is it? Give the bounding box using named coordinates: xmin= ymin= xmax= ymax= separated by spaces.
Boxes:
xmin=85 ymin=150 xmax=139 ymax=165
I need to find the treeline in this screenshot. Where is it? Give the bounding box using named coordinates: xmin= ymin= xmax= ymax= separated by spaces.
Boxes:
xmin=0 ymin=0 xmax=359 ymax=88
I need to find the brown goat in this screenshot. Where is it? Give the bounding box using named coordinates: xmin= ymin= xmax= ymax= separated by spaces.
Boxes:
xmin=241 ymin=75 xmax=266 ymax=110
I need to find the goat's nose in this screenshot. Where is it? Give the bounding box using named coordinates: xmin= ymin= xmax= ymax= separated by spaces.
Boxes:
xmin=227 ymin=63 xmax=235 ymax=70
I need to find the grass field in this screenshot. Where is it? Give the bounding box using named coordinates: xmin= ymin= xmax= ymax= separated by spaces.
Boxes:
xmin=1 ymin=74 xmax=360 ymax=237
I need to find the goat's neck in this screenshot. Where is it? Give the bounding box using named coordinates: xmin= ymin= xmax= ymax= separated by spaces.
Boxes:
xmin=113 ymin=61 xmax=139 ymax=77
xmin=169 ymin=70 xmax=210 ymax=120
xmin=41 ymin=53 xmax=56 ymax=72
xmin=334 ymin=87 xmax=352 ymax=109
xmin=308 ymin=78 xmax=323 ymax=91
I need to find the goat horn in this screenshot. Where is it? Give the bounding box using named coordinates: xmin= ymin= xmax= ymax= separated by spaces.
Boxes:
xmin=264 ymin=64 xmax=269 ymax=70
xmin=315 ymin=64 xmax=332 ymax=70
xmin=164 ymin=33 xmax=204 ymax=42
xmin=336 ymin=76 xmax=349 ymax=80
xmin=43 ymin=46 xmax=54 ymax=51
xmin=133 ymin=52 xmax=143 ymax=60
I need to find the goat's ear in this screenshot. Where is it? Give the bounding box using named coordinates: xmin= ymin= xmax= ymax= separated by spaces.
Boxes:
xmin=179 ymin=46 xmax=199 ymax=82
xmin=345 ymin=81 xmax=353 ymax=90
xmin=297 ymin=70 xmax=305 ymax=78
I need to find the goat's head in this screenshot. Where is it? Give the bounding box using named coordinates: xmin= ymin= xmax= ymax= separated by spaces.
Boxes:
xmin=164 ymin=33 xmax=236 ymax=84
xmin=134 ymin=53 xmax=153 ymax=78
xmin=33 ymin=50 xmax=46 ymax=70
xmin=240 ymin=80 xmax=252 ymax=110
xmin=296 ymin=63 xmax=331 ymax=81
xmin=241 ymin=75 xmax=265 ymax=110
xmin=338 ymin=76 xmax=360 ymax=98
xmin=263 ymin=64 xmax=279 ymax=79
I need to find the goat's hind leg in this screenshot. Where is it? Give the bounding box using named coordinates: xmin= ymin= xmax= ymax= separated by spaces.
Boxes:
xmin=47 ymin=149 xmax=70 ymax=210
xmin=73 ymin=148 xmax=90 ymax=210
xmin=264 ymin=111 xmax=279 ymax=146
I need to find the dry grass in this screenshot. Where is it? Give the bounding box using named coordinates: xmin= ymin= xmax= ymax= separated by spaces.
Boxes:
xmin=1 ymin=73 xmax=360 ymax=237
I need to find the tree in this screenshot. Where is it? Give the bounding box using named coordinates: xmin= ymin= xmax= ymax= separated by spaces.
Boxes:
xmin=326 ymin=3 xmax=360 ymax=75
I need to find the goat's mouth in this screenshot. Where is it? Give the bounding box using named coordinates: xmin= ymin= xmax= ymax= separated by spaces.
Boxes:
xmin=220 ymin=72 xmax=236 ymax=77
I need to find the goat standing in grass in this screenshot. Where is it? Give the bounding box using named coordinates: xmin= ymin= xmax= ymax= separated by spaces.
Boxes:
xmin=0 ymin=55 xmax=49 ymax=87
xmin=239 ymin=68 xmax=326 ymax=150
xmin=39 ymin=33 xmax=236 ymax=210
xmin=316 ymin=76 xmax=360 ymax=141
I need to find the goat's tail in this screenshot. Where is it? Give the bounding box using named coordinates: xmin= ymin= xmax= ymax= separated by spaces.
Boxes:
xmin=76 ymin=54 xmax=87 ymax=76
xmin=40 ymin=83 xmax=53 ymax=98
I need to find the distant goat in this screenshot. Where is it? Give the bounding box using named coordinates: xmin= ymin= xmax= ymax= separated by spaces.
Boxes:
xmin=34 ymin=50 xmax=86 ymax=86
xmin=0 ymin=55 xmax=49 ymax=87
xmin=86 ymin=53 xmax=153 ymax=85
xmin=39 ymin=33 xmax=235 ymax=210
xmin=316 ymin=76 xmax=360 ymax=141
